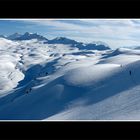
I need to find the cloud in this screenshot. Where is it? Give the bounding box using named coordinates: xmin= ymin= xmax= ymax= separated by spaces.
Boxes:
xmin=21 ymin=19 xmax=140 ymax=48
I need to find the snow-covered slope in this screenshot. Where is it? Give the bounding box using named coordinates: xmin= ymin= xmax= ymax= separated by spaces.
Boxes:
xmin=0 ymin=35 xmax=140 ymax=120
xmin=47 ymin=60 xmax=140 ymax=120
xmin=0 ymin=38 xmax=24 ymax=94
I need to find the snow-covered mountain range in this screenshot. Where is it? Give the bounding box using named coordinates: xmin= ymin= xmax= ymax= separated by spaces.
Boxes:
xmin=0 ymin=33 xmax=140 ymax=120
xmin=2 ymin=32 xmax=111 ymax=51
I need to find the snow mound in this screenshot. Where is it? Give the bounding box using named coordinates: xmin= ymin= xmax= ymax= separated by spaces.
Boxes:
xmin=63 ymin=64 xmax=120 ymax=87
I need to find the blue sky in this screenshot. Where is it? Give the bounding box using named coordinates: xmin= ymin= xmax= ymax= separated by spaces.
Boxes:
xmin=1 ymin=19 xmax=140 ymax=48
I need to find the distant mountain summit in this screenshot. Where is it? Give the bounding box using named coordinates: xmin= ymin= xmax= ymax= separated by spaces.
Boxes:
xmin=0 ymin=32 xmax=111 ymax=51
xmin=8 ymin=33 xmax=22 ymax=40
xmin=82 ymin=42 xmax=110 ymax=50
xmin=48 ymin=37 xmax=110 ymax=50
xmin=0 ymin=35 xmax=7 ymax=39
xmin=7 ymin=32 xmax=48 ymax=41
xmin=48 ymin=37 xmax=80 ymax=45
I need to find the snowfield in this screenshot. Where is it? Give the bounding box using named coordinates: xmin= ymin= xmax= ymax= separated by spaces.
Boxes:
xmin=1 ymin=35 xmax=140 ymax=120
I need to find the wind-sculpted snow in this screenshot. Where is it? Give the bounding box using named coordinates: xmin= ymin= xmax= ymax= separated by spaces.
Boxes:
xmin=1 ymin=37 xmax=140 ymax=120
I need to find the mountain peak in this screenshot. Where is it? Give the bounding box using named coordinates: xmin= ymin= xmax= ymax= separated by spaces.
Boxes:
xmin=48 ymin=37 xmax=80 ymax=45
xmin=24 ymin=32 xmax=31 ymax=35
xmin=14 ymin=32 xmax=21 ymax=35
xmin=0 ymin=35 xmax=7 ymax=38
xmin=8 ymin=33 xmax=22 ymax=40
xmin=83 ymin=42 xmax=110 ymax=50
xmin=4 ymin=33 xmax=111 ymax=51
xmin=8 ymin=32 xmax=48 ymax=41
xmin=55 ymin=37 xmax=68 ymax=40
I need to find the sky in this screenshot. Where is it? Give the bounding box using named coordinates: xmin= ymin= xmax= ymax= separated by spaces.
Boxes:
xmin=1 ymin=19 xmax=140 ymax=48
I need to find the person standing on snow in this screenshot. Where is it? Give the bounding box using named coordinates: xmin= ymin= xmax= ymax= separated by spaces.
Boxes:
xmin=129 ymin=70 xmax=132 ymax=75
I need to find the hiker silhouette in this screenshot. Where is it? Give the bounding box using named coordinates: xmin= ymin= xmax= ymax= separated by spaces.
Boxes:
xmin=26 ymin=88 xmax=32 ymax=94
xmin=129 ymin=70 xmax=132 ymax=75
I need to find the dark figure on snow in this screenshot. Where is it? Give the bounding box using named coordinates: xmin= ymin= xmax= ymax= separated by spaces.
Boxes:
xmin=26 ymin=88 xmax=32 ymax=94
xmin=129 ymin=70 xmax=132 ymax=75
xmin=46 ymin=72 xmax=48 ymax=75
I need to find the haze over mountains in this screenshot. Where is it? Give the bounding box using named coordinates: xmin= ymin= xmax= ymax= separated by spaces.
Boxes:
xmin=0 ymin=32 xmax=140 ymax=120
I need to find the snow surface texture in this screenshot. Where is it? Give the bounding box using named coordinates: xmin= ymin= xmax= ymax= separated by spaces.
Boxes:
xmin=0 ymin=34 xmax=140 ymax=120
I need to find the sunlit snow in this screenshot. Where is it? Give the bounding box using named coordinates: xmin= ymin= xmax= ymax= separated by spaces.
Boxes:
xmin=0 ymin=33 xmax=140 ymax=120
